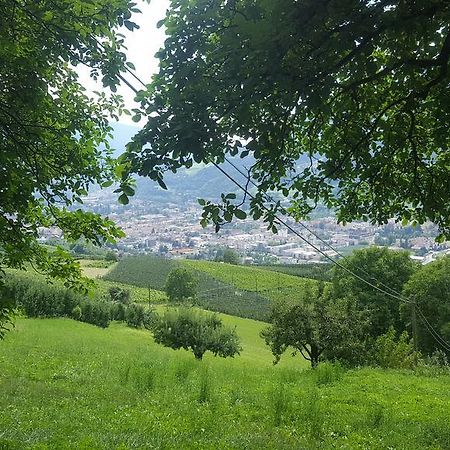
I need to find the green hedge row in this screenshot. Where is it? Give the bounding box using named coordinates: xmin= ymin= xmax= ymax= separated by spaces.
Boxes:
xmin=2 ymin=273 xmax=152 ymax=329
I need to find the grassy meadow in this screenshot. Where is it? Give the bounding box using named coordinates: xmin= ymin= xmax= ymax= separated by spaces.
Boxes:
xmin=1 ymin=317 xmax=450 ymax=449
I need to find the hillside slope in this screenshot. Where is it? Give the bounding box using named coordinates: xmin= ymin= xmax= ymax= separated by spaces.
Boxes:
xmin=103 ymin=256 xmax=321 ymax=320
xmin=1 ymin=318 xmax=449 ymax=449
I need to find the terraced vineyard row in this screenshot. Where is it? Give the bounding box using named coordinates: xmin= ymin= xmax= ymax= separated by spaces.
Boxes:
xmin=103 ymin=255 xmax=271 ymax=320
xmin=104 ymin=255 xmax=321 ymax=320
xmin=257 ymin=262 xmax=333 ymax=281
xmin=103 ymin=254 xmax=177 ymax=290
xmin=181 ymin=259 xmax=319 ymax=302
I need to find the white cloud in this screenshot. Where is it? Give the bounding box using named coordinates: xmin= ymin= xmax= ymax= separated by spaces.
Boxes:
xmin=78 ymin=0 xmax=170 ymax=125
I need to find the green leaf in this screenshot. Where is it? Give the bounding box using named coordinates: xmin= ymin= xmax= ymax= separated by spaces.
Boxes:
xmin=122 ymin=186 xmax=135 ymax=196
xmin=118 ymin=194 xmax=129 ymax=205
xmin=235 ymin=209 xmax=247 ymax=220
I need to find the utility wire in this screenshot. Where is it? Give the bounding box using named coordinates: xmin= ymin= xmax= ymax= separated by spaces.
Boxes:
xmin=212 ymin=161 xmax=412 ymax=304
xmin=222 ymin=157 xmax=450 ymax=351
xmin=224 ymin=156 xmax=407 ymax=299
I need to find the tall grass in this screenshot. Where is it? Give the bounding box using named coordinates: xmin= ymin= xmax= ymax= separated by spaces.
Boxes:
xmin=1 ymin=319 xmax=449 ymax=449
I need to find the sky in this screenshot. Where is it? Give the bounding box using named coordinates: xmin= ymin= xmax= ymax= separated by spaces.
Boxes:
xmin=79 ymin=0 xmax=170 ymax=125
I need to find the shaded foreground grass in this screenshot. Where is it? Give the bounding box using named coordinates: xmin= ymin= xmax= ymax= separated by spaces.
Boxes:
xmin=1 ymin=319 xmax=449 ymax=449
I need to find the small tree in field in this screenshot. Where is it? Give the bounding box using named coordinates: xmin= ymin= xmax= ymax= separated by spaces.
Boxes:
xmin=105 ymin=251 xmax=118 ymax=262
xmin=149 ymin=308 xmax=241 ymax=360
xmin=261 ymin=283 xmax=369 ymax=368
xmin=165 ymin=268 xmax=197 ymax=302
xmin=108 ymin=286 xmax=131 ymax=305
xmin=222 ymin=248 xmax=240 ymax=265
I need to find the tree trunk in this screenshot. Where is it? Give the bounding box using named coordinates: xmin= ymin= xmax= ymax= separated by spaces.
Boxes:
xmin=310 ymin=344 xmax=320 ymax=368
xmin=194 ymin=350 xmax=204 ymax=360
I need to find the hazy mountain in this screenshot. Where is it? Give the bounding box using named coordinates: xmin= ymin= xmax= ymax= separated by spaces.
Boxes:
xmin=108 ymin=123 xmax=245 ymax=203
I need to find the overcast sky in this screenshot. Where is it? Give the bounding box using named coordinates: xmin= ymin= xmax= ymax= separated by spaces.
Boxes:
xmin=79 ymin=0 xmax=170 ymax=125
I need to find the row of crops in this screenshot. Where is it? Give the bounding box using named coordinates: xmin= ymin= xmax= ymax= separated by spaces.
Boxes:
xmin=103 ymin=254 xmax=177 ymax=290
xmin=180 ymin=259 xmax=319 ymax=302
xmin=256 ymin=262 xmax=333 ymax=281
xmin=104 ymin=255 xmax=321 ymax=321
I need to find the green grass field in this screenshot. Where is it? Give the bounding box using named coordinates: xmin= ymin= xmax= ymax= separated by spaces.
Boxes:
xmin=103 ymin=256 xmax=274 ymax=320
xmin=1 ymin=318 xmax=449 ymax=449
xmin=181 ymin=259 xmax=318 ymax=301
xmin=80 ymin=259 xmax=116 ymax=279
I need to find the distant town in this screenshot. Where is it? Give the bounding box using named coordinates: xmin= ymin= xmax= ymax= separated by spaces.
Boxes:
xmin=40 ymin=186 xmax=450 ymax=266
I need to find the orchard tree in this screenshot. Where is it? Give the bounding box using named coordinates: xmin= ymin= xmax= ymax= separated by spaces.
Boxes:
xmin=165 ymin=268 xmax=197 ymax=302
xmin=150 ymin=307 xmax=241 ymax=360
xmin=332 ymin=247 xmax=416 ymax=337
xmin=108 ymin=286 xmax=131 ymax=305
xmin=123 ymin=1 xmax=450 ymax=240
xmin=223 ymin=248 xmax=240 ymax=265
xmin=261 ymin=282 xmax=369 ymax=368
xmin=105 ymin=251 xmax=119 ymax=262
xmin=215 ymin=247 xmax=240 ymax=265
xmin=0 ymin=0 xmax=141 ymax=335
xmin=402 ymin=256 xmax=450 ymax=356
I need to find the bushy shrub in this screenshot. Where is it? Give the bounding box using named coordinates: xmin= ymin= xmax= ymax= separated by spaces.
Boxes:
xmin=17 ymin=280 xmax=78 ymax=318
xmin=112 ymin=302 xmax=127 ymax=321
xmin=149 ymin=307 xmax=241 ymax=360
xmin=79 ymin=299 xmax=111 ymax=328
xmin=72 ymin=305 xmax=82 ymax=321
xmin=108 ymin=286 xmax=131 ymax=304
xmin=372 ymin=327 xmax=419 ymax=369
xmin=0 ymin=296 xmax=15 ymax=340
xmin=125 ymin=303 xmax=153 ymax=328
xmin=425 ymin=349 xmax=449 ymax=367
xmin=2 ymin=272 xmax=113 ymax=329
xmin=416 ymin=350 xmax=450 ymax=376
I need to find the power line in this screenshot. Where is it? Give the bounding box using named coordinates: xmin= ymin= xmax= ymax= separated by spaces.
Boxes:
xmin=211 ymin=161 xmax=413 ymax=304
xmin=219 ymin=160 xmax=450 ymax=351
xmin=222 ymin=157 xmax=450 ymax=351
xmin=416 ymin=307 xmax=450 ymax=352
xmin=224 ymin=156 xmax=407 ymax=299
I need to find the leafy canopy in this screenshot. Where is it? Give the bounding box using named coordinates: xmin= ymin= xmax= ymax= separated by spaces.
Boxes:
xmin=123 ymin=0 xmax=450 ymax=239
xmin=149 ymin=307 xmax=242 ymax=360
xmin=261 ymin=282 xmax=369 ymax=368
xmin=165 ymin=268 xmax=198 ymax=302
xmin=332 ymin=247 xmax=417 ymax=337
xmin=402 ymin=255 xmax=450 ymax=356
xmin=0 ymin=0 xmax=143 ymax=289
